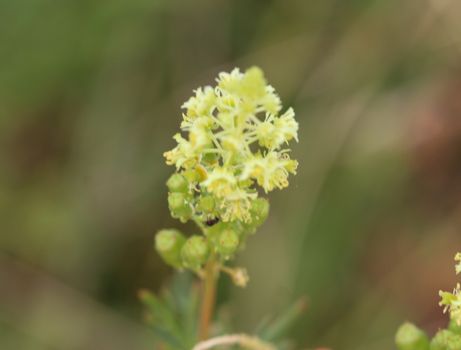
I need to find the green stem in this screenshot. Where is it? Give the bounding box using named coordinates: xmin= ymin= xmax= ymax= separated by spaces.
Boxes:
xmin=199 ymin=258 xmax=219 ymax=340
xmin=193 ymin=334 xmax=276 ymax=350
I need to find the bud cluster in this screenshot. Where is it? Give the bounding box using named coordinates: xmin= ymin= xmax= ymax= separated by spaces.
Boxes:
xmin=156 ymin=193 xmax=269 ymax=272
xmin=155 ymin=67 xmax=297 ymax=284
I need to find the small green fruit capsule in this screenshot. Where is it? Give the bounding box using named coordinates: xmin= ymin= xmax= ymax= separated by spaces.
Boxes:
xmin=430 ymin=329 xmax=461 ymax=350
xmin=395 ymin=322 xmax=429 ymax=350
xmin=250 ymin=198 xmax=269 ymax=228
xmin=198 ymin=195 xmax=216 ymax=214
xmin=204 ymin=221 xmax=226 ymax=245
xmin=181 ymin=236 xmax=209 ymax=269
xmin=182 ymin=169 xmax=198 ymax=183
xmin=217 ymin=229 xmax=239 ymax=258
xmin=449 ymin=319 xmax=461 ymax=335
xmin=166 ymin=173 xmax=189 ymax=193
xmin=155 ymin=229 xmax=186 ymax=268
xmin=168 ymin=192 xmax=192 ymax=222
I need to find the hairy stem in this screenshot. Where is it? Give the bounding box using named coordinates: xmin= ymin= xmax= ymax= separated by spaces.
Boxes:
xmin=193 ymin=334 xmax=276 ymax=350
xmin=199 ymin=258 xmax=218 ymax=340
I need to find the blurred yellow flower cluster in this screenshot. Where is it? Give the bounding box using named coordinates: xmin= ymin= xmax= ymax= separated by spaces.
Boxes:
xmin=164 ymin=67 xmax=298 ymax=223
xmin=439 ymin=253 xmax=461 ymax=325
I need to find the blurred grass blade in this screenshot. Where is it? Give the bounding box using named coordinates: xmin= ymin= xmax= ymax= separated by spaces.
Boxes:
xmin=151 ymin=326 xmax=188 ymax=350
xmin=258 ymin=297 xmax=308 ymax=342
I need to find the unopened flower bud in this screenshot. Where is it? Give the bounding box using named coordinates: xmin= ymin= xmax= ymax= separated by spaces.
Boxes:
xmin=155 ymin=229 xmax=186 ymax=268
xmin=203 ymin=221 xmax=225 ymax=244
xmin=181 ymin=235 xmax=209 ymax=269
xmin=198 ymin=195 xmax=216 ymax=214
xmin=431 ymin=329 xmax=461 ymax=350
xmin=250 ymin=198 xmax=269 ymax=228
xmin=216 ymin=229 xmax=239 ymax=258
xmin=166 ymin=173 xmax=189 ymax=193
xmin=395 ymin=322 xmax=429 ymax=350
xmin=449 ymin=318 xmax=461 ymax=335
xmin=168 ymin=192 xmax=192 ymax=222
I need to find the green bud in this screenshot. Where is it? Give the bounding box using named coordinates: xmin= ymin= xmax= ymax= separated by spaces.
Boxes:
xmin=216 ymin=229 xmax=239 ymax=258
xmin=198 ymin=195 xmax=216 ymax=214
xmin=431 ymin=330 xmax=461 ymax=350
xmin=168 ymin=192 xmax=192 ymax=222
xmin=181 ymin=235 xmax=209 ymax=269
xmin=166 ymin=173 xmax=189 ymax=193
xmin=182 ymin=168 xmax=203 ymax=183
xmin=206 ymin=221 xmax=241 ymax=243
xmin=155 ymin=229 xmax=186 ymax=268
xmin=449 ymin=319 xmax=461 ymax=335
xmin=395 ymin=322 xmax=429 ymax=350
xmin=243 ymin=198 xmax=270 ymax=234
xmin=204 ymin=221 xmax=225 ymax=244
xmin=251 ymin=198 xmax=269 ymax=226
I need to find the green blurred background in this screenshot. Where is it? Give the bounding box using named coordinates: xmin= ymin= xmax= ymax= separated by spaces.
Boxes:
xmin=1 ymin=0 xmax=461 ymax=349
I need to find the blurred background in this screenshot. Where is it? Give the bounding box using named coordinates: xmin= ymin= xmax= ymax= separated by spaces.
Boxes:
xmin=1 ymin=0 xmax=461 ymax=349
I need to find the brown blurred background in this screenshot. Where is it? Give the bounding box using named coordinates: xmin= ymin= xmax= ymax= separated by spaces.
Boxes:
xmin=1 ymin=0 xmax=461 ymax=349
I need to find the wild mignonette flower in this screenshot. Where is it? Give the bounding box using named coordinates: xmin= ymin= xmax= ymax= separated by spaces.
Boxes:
xmin=163 ymin=66 xmax=298 ymax=225
xmin=149 ymin=68 xmax=299 ymax=347
xmin=156 ymin=66 xmax=298 ymax=285
xmin=440 ymin=283 xmax=461 ymax=325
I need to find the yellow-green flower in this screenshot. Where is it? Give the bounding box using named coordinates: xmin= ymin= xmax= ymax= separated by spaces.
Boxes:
xmin=440 ymin=284 xmax=461 ymax=325
xmin=202 ymin=167 xmax=237 ymax=198
xmin=182 ymin=86 xmax=216 ymax=118
xmin=220 ymin=188 xmax=256 ymax=223
xmin=164 ymin=134 xmax=196 ymax=169
xmin=439 ymin=253 xmax=461 ymax=325
xmin=240 ymin=152 xmax=298 ymax=193
xmin=164 ymin=66 xmax=298 ymax=223
xmin=276 ymin=107 xmax=298 ymax=143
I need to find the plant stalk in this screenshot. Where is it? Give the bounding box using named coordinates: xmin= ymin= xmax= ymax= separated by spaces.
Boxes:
xmin=193 ymin=334 xmax=276 ymax=350
xmin=199 ymin=258 xmax=218 ymax=340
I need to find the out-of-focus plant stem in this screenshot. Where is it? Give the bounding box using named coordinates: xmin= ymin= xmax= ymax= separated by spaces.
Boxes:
xmin=199 ymin=257 xmax=219 ymax=340
xmin=193 ymin=334 xmax=276 ymax=350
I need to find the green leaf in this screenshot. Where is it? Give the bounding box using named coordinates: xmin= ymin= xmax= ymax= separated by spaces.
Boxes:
xmin=140 ymin=272 xmax=200 ymax=350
